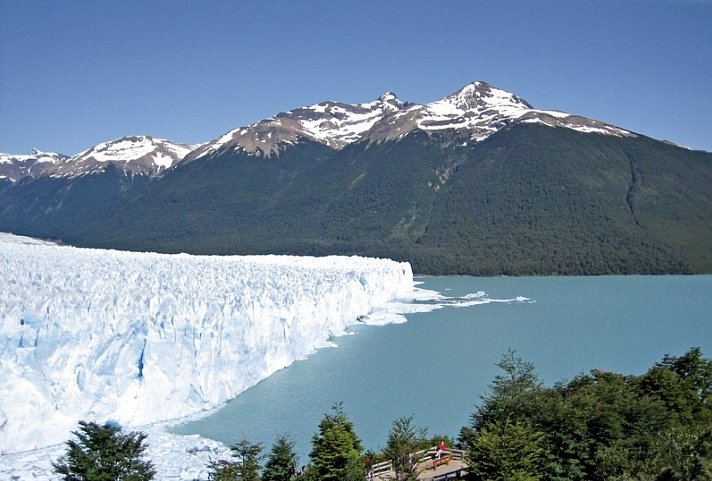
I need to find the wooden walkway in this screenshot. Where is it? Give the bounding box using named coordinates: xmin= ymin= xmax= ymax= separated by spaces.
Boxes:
xmin=370 ymin=447 xmax=469 ymax=481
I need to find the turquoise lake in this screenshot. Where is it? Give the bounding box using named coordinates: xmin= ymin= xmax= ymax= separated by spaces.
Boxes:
xmin=173 ymin=275 xmax=712 ymax=464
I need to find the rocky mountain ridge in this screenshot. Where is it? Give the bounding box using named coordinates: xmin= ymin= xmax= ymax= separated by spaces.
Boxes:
xmin=0 ymin=136 xmax=196 ymax=182
xmin=185 ymin=81 xmax=636 ymax=161
xmin=1 ymin=81 xmax=642 ymax=181
xmin=64 ymin=135 xmax=196 ymax=176
xmin=0 ymin=150 xmax=69 ymax=182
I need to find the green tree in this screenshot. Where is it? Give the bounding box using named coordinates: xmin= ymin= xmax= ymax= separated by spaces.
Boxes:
xmin=207 ymin=459 xmax=240 ymax=481
xmin=263 ymin=435 xmax=298 ymax=481
xmin=654 ymin=347 xmax=712 ymax=415
xmin=383 ymin=415 xmax=428 ymax=481
xmin=52 ymin=420 xmax=155 ymax=481
xmin=461 ymin=348 xmax=712 ymax=481
xmin=232 ymin=439 xmax=264 ymax=481
xmin=306 ymin=402 xmax=364 ymax=481
xmin=466 ymin=419 xmax=546 ymax=481
xmin=207 ymin=438 xmax=263 ymax=481
xmin=468 ymin=350 xmax=542 ymax=434
xmin=646 ymin=426 xmax=712 ymax=481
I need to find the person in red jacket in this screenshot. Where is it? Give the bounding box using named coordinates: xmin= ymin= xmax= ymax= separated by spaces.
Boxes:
xmin=436 ymin=440 xmax=447 ymax=459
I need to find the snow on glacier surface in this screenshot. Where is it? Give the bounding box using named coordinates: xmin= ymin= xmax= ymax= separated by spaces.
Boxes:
xmin=0 ymin=233 xmax=414 ymax=454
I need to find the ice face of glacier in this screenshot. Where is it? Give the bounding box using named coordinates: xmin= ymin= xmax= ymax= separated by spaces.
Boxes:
xmin=0 ymin=233 xmax=414 ymax=454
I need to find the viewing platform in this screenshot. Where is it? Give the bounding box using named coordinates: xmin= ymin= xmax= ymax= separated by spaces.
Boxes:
xmin=369 ymin=447 xmax=469 ymax=481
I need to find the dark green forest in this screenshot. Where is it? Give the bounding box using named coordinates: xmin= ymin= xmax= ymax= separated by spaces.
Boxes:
xmin=461 ymin=348 xmax=712 ymax=481
xmin=2 ymin=125 xmax=711 ymax=275
xmin=55 ymin=348 xmax=712 ymax=481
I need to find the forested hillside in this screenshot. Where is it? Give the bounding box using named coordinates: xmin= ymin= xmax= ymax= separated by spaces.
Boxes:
xmin=461 ymin=348 xmax=712 ymax=481
xmin=2 ymin=124 xmax=710 ymax=275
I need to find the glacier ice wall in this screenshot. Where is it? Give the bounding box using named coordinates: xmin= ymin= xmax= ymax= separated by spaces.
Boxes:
xmin=0 ymin=233 xmax=413 ymax=454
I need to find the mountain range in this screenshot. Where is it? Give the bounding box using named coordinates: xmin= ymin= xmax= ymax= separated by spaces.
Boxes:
xmin=1 ymin=81 xmax=711 ymax=275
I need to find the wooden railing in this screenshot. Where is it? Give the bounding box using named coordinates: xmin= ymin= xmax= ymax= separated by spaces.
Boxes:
xmin=368 ymin=446 xmax=467 ymax=480
xmin=370 ymin=459 xmax=393 ymax=478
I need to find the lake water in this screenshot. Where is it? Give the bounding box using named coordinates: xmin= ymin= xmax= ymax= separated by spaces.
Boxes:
xmin=173 ymin=275 xmax=712 ymax=464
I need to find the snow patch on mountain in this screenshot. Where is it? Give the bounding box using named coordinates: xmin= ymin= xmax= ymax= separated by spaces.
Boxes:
xmin=184 ymin=92 xmax=406 ymax=159
xmin=0 ymin=150 xmax=69 ymax=182
xmin=0 ymin=137 xmax=196 ymax=181
xmin=62 ymin=135 xmax=195 ymax=175
xmin=185 ymin=81 xmax=634 ymax=161
xmin=0 ymin=149 xmax=64 ymax=166
xmin=0 ymin=233 xmax=414 ymax=454
xmin=296 ymin=92 xmax=404 ymax=147
xmin=364 ymin=81 xmax=633 ymax=144
xmin=2 ymin=81 xmax=637 ymax=174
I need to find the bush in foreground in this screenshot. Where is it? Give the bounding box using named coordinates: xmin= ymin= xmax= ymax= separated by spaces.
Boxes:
xmin=53 ymin=420 xmax=155 ymax=481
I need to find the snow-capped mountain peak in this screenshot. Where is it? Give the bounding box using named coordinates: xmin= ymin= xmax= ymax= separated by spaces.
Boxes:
xmin=30 ymin=148 xmax=53 ymax=157
xmin=363 ymin=81 xmax=633 ymax=144
xmin=2 ymin=81 xmax=637 ymax=176
xmin=372 ymin=91 xmax=404 ymax=111
xmin=185 ymin=82 xmax=634 ymax=162
xmin=0 ymin=150 xmax=69 ymax=182
xmin=64 ymin=135 xmax=195 ymax=176
xmin=444 ymin=81 xmax=533 ymax=111
xmin=0 ymin=136 xmax=197 ymax=182
xmin=412 ymin=81 xmax=538 ymax=138
xmin=183 ymin=92 xmax=410 ymax=160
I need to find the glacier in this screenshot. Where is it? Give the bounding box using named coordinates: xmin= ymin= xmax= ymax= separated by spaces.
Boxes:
xmin=0 ymin=233 xmax=415 ymax=456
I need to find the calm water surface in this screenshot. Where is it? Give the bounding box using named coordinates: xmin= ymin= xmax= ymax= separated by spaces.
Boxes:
xmin=173 ymin=275 xmax=712 ymax=463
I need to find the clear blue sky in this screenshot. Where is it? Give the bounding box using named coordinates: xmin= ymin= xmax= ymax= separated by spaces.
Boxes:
xmin=1 ymin=0 xmax=711 ymax=155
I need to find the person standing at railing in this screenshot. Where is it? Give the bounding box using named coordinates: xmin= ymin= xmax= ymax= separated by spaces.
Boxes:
xmin=435 ymin=440 xmax=447 ymax=459
xmin=364 ymin=455 xmax=373 ymax=481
